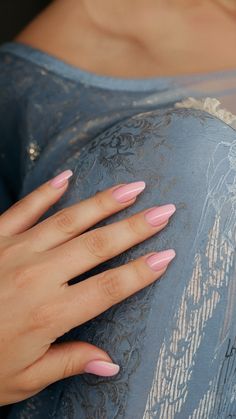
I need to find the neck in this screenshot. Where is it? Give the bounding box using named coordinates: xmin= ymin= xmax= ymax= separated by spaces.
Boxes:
xmin=17 ymin=0 xmax=236 ymax=78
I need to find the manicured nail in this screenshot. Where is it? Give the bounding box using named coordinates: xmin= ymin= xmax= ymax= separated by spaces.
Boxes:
xmin=84 ymin=360 xmax=120 ymax=377
xmin=145 ymin=204 xmax=176 ymax=227
xmin=50 ymin=170 xmax=73 ymax=189
xmin=112 ymin=181 xmax=146 ymax=203
xmin=146 ymin=249 xmax=176 ymax=272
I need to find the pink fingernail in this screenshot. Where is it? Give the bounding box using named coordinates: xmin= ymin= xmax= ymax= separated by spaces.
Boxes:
xmin=145 ymin=204 xmax=176 ymax=227
xmin=50 ymin=170 xmax=73 ymax=189
xmin=84 ymin=360 xmax=120 ymax=377
xmin=146 ymin=249 xmax=176 ymax=271
xmin=112 ymin=181 xmax=146 ymax=203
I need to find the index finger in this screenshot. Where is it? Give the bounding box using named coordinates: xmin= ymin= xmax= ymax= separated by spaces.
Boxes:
xmin=0 ymin=170 xmax=73 ymax=236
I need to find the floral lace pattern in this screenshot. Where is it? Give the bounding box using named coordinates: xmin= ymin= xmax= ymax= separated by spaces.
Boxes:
xmin=8 ymin=108 xmax=236 ymax=419
xmin=175 ymin=97 xmax=236 ymax=129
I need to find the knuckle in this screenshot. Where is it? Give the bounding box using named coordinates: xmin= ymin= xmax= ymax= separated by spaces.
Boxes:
xmin=53 ymin=209 xmax=75 ymax=235
xmin=31 ymin=188 xmax=45 ymax=204
xmin=0 ymin=239 xmax=25 ymax=262
xmin=30 ymin=304 xmax=55 ymax=330
xmin=129 ymin=262 xmax=148 ymax=287
xmin=12 ymin=265 xmax=35 ymax=289
xmin=7 ymin=189 xmax=44 ymax=216
xmin=97 ymin=271 xmax=122 ymax=303
xmin=20 ymin=190 xmax=44 ymax=214
xmin=126 ymin=216 xmax=144 ymax=238
xmin=93 ymin=192 xmax=110 ymax=216
xmin=83 ymin=230 xmax=108 ymax=259
xmin=8 ymin=198 xmax=24 ymax=211
xmin=60 ymin=345 xmax=78 ymax=378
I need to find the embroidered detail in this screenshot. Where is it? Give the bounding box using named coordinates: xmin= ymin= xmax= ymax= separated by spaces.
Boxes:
xmin=175 ymin=97 xmax=236 ymax=129
xmin=27 ymin=141 xmax=41 ymax=162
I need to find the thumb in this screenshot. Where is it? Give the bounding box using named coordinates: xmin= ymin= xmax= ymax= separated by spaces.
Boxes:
xmin=27 ymin=341 xmax=120 ymax=391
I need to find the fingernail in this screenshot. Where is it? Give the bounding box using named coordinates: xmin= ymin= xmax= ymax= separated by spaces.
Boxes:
xmin=112 ymin=181 xmax=146 ymax=203
xmin=50 ymin=170 xmax=73 ymax=189
xmin=84 ymin=360 xmax=120 ymax=377
xmin=145 ymin=204 xmax=176 ymax=227
xmin=146 ymin=249 xmax=176 ymax=272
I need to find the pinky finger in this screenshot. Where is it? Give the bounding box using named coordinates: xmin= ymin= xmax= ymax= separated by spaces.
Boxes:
xmin=0 ymin=170 xmax=73 ymax=236
xmin=20 ymin=342 xmax=119 ymax=397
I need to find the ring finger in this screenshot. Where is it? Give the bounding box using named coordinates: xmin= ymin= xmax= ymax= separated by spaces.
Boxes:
xmin=52 ymin=249 xmax=176 ymax=336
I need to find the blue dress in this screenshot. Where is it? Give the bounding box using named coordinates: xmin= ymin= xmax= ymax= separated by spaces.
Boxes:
xmin=0 ymin=42 xmax=236 ymax=419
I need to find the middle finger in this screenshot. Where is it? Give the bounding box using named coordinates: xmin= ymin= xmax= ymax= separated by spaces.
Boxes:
xmin=48 ymin=203 xmax=176 ymax=283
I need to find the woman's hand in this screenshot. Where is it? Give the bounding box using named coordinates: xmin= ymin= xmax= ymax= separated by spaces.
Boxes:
xmin=0 ymin=170 xmax=176 ymax=405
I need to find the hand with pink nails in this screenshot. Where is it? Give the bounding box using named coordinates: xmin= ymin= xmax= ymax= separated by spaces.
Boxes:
xmin=0 ymin=170 xmax=176 ymax=405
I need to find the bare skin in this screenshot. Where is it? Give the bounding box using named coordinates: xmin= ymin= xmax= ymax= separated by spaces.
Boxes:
xmin=16 ymin=0 xmax=236 ymax=78
xmin=1 ymin=0 xmax=235 ymax=406
xmin=0 ymin=174 xmax=176 ymax=405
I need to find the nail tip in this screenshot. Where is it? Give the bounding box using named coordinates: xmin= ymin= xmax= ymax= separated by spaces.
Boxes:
xmin=113 ymin=181 xmax=146 ymax=203
xmin=50 ymin=169 xmax=73 ymax=189
xmin=146 ymin=248 xmax=176 ymax=272
xmin=110 ymin=364 xmax=120 ymax=375
xmin=139 ymin=180 xmax=146 ymax=188
xmin=65 ymin=169 xmax=73 ymax=178
xmin=164 ymin=248 xmax=176 ymax=258
xmin=84 ymin=361 xmax=120 ymax=377
xmin=169 ymin=249 xmax=176 ymax=259
xmin=166 ymin=204 xmax=176 ymax=216
xmin=145 ymin=203 xmax=176 ymax=226
xmin=133 ymin=181 xmax=146 ymax=191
